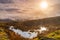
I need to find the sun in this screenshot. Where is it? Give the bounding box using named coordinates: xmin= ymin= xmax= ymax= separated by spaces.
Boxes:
xmin=40 ymin=1 xmax=48 ymax=9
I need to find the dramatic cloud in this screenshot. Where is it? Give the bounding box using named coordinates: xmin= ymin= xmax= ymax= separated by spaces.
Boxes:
xmin=0 ymin=0 xmax=60 ymax=20
xmin=0 ymin=0 xmax=13 ymax=3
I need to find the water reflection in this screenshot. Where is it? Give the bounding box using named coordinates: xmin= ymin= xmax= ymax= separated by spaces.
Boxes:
xmin=34 ymin=26 xmax=48 ymax=33
xmin=9 ymin=26 xmax=48 ymax=39
xmin=9 ymin=26 xmax=38 ymax=39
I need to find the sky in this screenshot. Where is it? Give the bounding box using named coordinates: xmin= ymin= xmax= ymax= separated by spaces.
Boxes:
xmin=0 ymin=0 xmax=60 ymax=20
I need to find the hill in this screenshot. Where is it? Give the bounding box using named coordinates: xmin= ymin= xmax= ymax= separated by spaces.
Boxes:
xmin=0 ymin=16 xmax=60 ymax=40
xmin=14 ymin=16 xmax=60 ymax=31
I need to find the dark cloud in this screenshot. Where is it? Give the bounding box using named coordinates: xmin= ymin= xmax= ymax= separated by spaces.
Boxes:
xmin=5 ymin=8 xmax=19 ymax=12
xmin=0 ymin=0 xmax=13 ymax=4
xmin=0 ymin=8 xmax=23 ymax=14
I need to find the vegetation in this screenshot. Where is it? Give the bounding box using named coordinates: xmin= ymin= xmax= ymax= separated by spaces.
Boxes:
xmin=0 ymin=28 xmax=9 ymax=40
xmin=46 ymin=30 xmax=60 ymax=40
xmin=33 ymin=30 xmax=60 ymax=40
xmin=0 ymin=16 xmax=60 ymax=40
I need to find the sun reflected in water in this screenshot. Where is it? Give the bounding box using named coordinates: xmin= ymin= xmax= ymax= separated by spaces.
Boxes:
xmin=34 ymin=26 xmax=48 ymax=33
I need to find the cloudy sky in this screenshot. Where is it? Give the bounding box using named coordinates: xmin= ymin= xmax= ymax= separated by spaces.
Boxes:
xmin=0 ymin=0 xmax=60 ymax=20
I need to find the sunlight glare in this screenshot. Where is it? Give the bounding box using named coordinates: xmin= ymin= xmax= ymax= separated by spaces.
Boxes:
xmin=40 ymin=27 xmax=47 ymax=31
xmin=40 ymin=1 xmax=48 ymax=10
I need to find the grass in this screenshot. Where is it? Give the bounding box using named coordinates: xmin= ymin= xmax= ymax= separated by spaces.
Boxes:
xmin=46 ymin=30 xmax=60 ymax=40
xmin=0 ymin=27 xmax=60 ymax=40
xmin=0 ymin=28 xmax=9 ymax=40
xmin=33 ymin=30 xmax=60 ymax=40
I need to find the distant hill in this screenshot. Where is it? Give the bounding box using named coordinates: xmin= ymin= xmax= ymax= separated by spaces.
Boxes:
xmin=22 ymin=16 xmax=60 ymax=26
xmin=0 ymin=16 xmax=60 ymax=31
xmin=0 ymin=19 xmax=13 ymax=22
